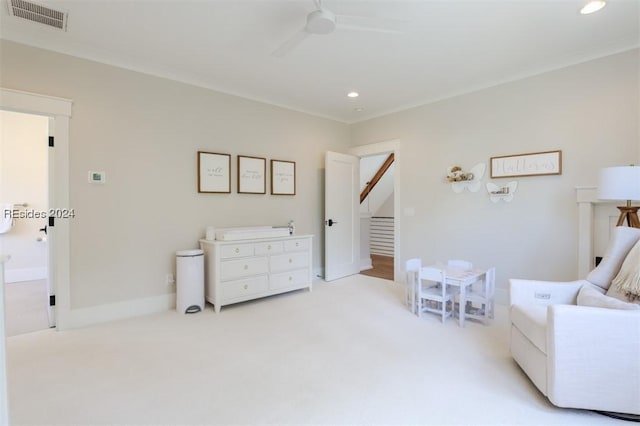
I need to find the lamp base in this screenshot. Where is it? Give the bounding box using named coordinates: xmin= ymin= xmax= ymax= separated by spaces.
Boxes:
xmin=616 ymin=206 xmax=640 ymax=228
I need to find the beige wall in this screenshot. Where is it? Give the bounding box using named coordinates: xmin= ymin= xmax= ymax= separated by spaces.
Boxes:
xmin=0 ymin=110 xmax=48 ymax=278
xmin=351 ymin=49 xmax=639 ymax=292
xmin=1 ymin=39 xmax=637 ymax=311
xmin=0 ymin=40 xmax=350 ymax=309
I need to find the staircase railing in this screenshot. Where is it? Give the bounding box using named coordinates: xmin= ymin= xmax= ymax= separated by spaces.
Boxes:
xmin=360 ymin=153 xmax=394 ymax=204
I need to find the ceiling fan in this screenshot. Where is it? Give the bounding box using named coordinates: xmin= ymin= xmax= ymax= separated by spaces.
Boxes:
xmin=272 ymin=0 xmax=405 ymax=57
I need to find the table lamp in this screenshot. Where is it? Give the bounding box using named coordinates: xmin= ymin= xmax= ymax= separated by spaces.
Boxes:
xmin=598 ymin=165 xmax=640 ymax=228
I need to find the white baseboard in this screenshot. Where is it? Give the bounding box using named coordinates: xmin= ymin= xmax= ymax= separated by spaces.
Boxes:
xmin=4 ymin=267 xmax=47 ymax=283
xmin=360 ymin=258 xmax=373 ymax=271
xmin=64 ymin=293 xmax=176 ymax=330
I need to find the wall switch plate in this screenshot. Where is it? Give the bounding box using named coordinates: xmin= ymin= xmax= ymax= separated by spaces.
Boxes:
xmin=88 ymin=171 xmax=106 ymax=184
xmin=166 ymin=273 xmax=175 ymax=285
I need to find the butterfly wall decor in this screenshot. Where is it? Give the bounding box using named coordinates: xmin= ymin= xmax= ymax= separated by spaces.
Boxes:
xmin=450 ymin=163 xmax=486 ymax=193
xmin=486 ymin=181 xmax=518 ymax=202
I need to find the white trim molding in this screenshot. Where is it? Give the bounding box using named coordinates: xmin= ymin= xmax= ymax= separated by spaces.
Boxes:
xmin=0 ymin=256 xmax=10 ymax=426
xmin=66 ymin=293 xmax=176 ymax=329
xmin=575 ymin=186 xmax=620 ymax=277
xmin=0 ymin=88 xmax=72 ymax=116
xmin=1 ymin=87 xmax=73 ymax=330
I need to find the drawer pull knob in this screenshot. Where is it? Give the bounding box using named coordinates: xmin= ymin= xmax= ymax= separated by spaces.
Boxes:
xmin=244 ymin=265 xmax=248 ymax=270
xmin=289 ymin=276 xmax=292 ymax=281
xmin=244 ymin=284 xmax=248 ymax=290
xmin=268 ymin=245 xmax=271 ymax=250
xmin=296 ymin=242 xmax=299 ymax=247
xmin=289 ymin=258 xmax=293 ymax=263
xmin=235 ymin=248 xmax=240 ymax=253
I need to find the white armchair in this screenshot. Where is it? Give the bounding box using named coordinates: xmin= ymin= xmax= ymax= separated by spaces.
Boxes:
xmin=509 ymin=227 xmax=640 ymax=416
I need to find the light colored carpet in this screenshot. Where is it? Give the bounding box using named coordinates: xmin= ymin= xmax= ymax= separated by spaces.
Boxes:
xmin=4 ymin=280 xmax=49 ymax=337
xmin=6 ymin=274 xmax=617 ymax=425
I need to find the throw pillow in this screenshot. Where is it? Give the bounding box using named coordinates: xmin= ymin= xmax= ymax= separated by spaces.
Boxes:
xmin=577 ymin=285 xmax=640 ymax=310
xmin=611 ymin=239 xmax=640 ymax=302
xmin=586 ymin=226 xmax=640 ymax=290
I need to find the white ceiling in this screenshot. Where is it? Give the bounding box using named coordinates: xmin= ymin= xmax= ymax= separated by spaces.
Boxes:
xmin=1 ymin=0 xmax=638 ymax=123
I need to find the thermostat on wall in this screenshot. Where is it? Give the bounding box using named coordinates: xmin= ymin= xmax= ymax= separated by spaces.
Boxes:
xmin=88 ymin=171 xmax=106 ymax=184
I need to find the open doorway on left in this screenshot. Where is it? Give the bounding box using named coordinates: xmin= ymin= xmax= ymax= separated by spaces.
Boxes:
xmin=0 ymin=110 xmax=52 ymax=336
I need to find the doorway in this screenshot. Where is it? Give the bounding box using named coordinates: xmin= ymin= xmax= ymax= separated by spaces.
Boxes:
xmin=359 ymin=153 xmax=395 ymax=280
xmin=350 ymin=140 xmax=400 ymax=282
xmin=0 ymin=110 xmax=51 ymax=335
xmin=0 ymin=87 xmax=73 ymax=331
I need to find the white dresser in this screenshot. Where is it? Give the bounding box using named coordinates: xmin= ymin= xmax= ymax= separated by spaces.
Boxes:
xmin=200 ymin=235 xmax=313 ymax=313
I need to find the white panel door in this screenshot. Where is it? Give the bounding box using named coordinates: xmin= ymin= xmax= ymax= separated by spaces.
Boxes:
xmin=325 ymin=151 xmax=360 ymax=281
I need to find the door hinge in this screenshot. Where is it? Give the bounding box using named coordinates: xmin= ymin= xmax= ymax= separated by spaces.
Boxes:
xmin=49 ymin=295 xmax=56 ymax=306
xmin=49 ymin=216 xmax=55 ymax=227
xmin=48 ymin=136 xmax=54 ymax=147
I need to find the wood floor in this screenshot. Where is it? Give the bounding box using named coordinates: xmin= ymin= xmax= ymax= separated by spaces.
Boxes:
xmin=360 ymin=254 xmax=394 ymax=280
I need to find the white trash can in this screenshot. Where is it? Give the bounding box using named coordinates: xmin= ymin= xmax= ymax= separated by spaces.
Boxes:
xmin=176 ymin=249 xmax=204 ymax=314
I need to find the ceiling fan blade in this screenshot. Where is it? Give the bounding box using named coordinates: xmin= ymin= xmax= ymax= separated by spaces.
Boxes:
xmin=335 ymin=14 xmax=407 ymax=34
xmin=272 ymin=28 xmax=310 ymax=57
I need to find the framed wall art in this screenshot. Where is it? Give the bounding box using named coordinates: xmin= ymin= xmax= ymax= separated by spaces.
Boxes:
xmin=198 ymin=151 xmax=231 ymax=193
xmin=490 ymin=150 xmax=562 ymax=178
xmin=237 ymin=155 xmax=266 ymax=194
xmin=271 ymin=159 xmax=296 ymax=195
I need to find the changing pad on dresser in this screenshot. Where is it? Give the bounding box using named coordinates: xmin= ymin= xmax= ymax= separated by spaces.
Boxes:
xmin=215 ymin=226 xmax=290 ymax=241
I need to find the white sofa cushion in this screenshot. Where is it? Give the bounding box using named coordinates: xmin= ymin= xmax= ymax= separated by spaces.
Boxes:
xmin=586 ymin=226 xmax=640 ymax=290
xmin=577 ymin=285 xmax=640 ymax=310
xmin=511 ymin=304 xmax=547 ymax=353
xmin=611 ymin=239 xmax=640 ymax=302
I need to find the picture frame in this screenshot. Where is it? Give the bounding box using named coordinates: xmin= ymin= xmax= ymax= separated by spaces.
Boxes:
xmin=271 ymin=159 xmax=296 ymax=195
xmin=237 ymin=155 xmax=266 ymax=194
xmin=197 ymin=151 xmax=231 ymax=193
xmin=490 ymin=150 xmax=562 ymax=178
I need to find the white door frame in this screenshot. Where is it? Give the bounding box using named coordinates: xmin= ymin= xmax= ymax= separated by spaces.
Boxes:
xmin=0 ymin=87 xmax=73 ymax=329
xmin=1 ymin=256 xmax=10 ymax=426
xmin=350 ymin=139 xmax=400 ymax=281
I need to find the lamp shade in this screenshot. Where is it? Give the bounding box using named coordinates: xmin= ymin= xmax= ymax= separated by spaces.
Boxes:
xmin=598 ymin=166 xmax=640 ymax=201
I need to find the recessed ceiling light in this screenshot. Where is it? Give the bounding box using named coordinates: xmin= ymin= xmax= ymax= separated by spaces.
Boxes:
xmin=580 ymin=0 xmax=607 ymax=14
xmin=354 ymin=108 xmax=364 ymax=112
xmin=347 ymin=91 xmax=359 ymax=98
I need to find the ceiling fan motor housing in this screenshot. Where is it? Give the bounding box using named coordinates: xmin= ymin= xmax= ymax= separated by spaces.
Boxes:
xmin=306 ymin=9 xmax=336 ymax=34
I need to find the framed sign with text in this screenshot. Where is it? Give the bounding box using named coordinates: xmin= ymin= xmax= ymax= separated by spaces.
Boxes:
xmin=237 ymin=155 xmax=266 ymax=194
xmin=198 ymin=151 xmax=231 ymax=193
xmin=270 ymin=159 xmax=296 ymax=195
xmin=490 ymin=150 xmax=562 ymax=178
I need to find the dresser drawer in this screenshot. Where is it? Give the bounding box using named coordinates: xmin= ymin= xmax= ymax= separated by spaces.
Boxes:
xmin=220 ymin=257 xmax=268 ymax=280
xmin=220 ymin=244 xmax=254 ymax=259
xmin=203 ymin=235 xmax=313 ymax=313
xmin=254 ymin=241 xmax=284 ymax=256
xmin=220 ymin=276 xmax=269 ymax=300
xmin=270 ymin=252 xmax=308 ymax=273
xmin=270 ymin=269 xmax=309 ymax=291
xmin=284 ymin=238 xmax=309 ymax=252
